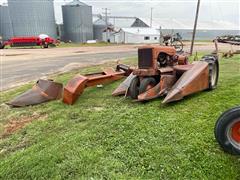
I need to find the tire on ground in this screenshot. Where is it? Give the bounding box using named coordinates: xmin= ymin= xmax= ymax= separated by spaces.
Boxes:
xmin=0 ymin=43 xmax=4 ymax=49
xmin=214 ymin=106 xmax=240 ymax=155
xmin=129 ymin=76 xmax=140 ymax=99
xmin=43 ymin=43 xmax=49 ymax=48
xmin=202 ymin=55 xmax=219 ymax=90
xmin=139 ymin=77 xmax=157 ymax=95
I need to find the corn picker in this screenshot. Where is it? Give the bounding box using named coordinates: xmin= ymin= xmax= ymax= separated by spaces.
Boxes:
xmin=215 ymin=106 xmax=240 ymax=155
xmin=7 ymin=45 xmax=219 ymax=107
xmin=112 ymin=45 xmax=219 ymax=103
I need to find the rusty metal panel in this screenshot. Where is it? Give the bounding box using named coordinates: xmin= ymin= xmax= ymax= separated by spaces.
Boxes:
xmin=7 ymin=80 xmax=63 ymax=107
xmin=163 ymin=61 xmax=209 ymax=103
xmin=138 ymin=48 xmax=153 ymax=69
xmin=63 ymin=75 xmax=88 ymax=105
xmin=112 ymin=73 xmax=137 ymax=96
xmin=63 ymin=67 xmax=130 ymax=105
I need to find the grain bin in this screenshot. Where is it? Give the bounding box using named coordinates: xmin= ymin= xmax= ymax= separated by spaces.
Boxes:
xmin=0 ymin=4 xmax=13 ymax=40
xmin=62 ymin=0 xmax=93 ymax=43
xmin=93 ymin=18 xmax=109 ymax=41
xmin=8 ymin=0 xmax=57 ymax=38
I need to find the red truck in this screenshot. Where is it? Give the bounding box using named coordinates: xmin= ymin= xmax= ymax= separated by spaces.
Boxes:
xmin=0 ymin=36 xmax=58 ymax=49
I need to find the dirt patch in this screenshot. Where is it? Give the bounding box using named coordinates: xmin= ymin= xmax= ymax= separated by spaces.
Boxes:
xmin=74 ymin=51 xmax=85 ymax=54
xmin=1 ymin=114 xmax=47 ymax=138
xmin=1 ymin=53 xmax=29 ymax=56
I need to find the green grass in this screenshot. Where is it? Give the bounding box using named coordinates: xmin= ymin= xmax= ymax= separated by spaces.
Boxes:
xmin=3 ymin=42 xmax=118 ymax=49
xmin=0 ymin=54 xmax=240 ymax=179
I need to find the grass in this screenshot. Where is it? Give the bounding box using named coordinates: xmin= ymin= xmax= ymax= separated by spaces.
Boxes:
xmin=0 ymin=54 xmax=240 ymax=179
xmin=3 ymin=42 xmax=119 ymax=49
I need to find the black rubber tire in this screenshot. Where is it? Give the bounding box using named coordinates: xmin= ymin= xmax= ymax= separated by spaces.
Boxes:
xmin=0 ymin=44 xmax=4 ymax=49
xmin=139 ymin=77 xmax=157 ymax=94
xmin=43 ymin=43 xmax=49 ymax=48
xmin=202 ymin=55 xmax=219 ymax=90
xmin=214 ymin=106 xmax=240 ymax=155
xmin=129 ymin=76 xmax=140 ymax=99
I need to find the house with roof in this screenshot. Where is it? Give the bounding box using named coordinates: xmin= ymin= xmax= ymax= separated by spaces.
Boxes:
xmin=99 ymin=18 xmax=160 ymax=44
xmin=103 ymin=27 xmax=160 ymax=44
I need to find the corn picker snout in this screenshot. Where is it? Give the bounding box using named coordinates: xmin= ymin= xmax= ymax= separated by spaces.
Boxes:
xmin=112 ymin=45 xmax=219 ymax=103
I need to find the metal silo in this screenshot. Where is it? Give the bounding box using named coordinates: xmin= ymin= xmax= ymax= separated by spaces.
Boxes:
xmin=62 ymin=0 xmax=93 ymax=43
xmin=93 ymin=18 xmax=108 ymax=41
xmin=8 ymin=0 xmax=57 ymax=38
xmin=0 ymin=4 xmax=13 ymax=40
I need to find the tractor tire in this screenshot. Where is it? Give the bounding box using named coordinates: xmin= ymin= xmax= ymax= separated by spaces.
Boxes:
xmin=214 ymin=106 xmax=240 ymax=155
xmin=43 ymin=43 xmax=49 ymax=48
xmin=202 ymin=55 xmax=219 ymax=90
xmin=139 ymin=77 xmax=157 ymax=95
xmin=129 ymin=76 xmax=140 ymax=99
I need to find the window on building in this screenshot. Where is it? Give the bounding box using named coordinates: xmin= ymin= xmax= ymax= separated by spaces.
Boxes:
xmin=154 ymin=37 xmax=158 ymax=40
xmin=144 ymin=36 xmax=150 ymax=40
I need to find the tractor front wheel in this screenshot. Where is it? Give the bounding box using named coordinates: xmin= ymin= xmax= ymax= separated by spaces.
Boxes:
xmin=129 ymin=76 xmax=140 ymax=99
xmin=202 ymin=55 xmax=219 ymax=90
xmin=139 ymin=77 xmax=157 ymax=95
xmin=215 ymin=106 xmax=240 ymax=155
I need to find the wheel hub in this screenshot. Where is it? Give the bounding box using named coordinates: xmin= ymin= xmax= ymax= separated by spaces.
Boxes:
xmin=231 ymin=120 xmax=240 ymax=143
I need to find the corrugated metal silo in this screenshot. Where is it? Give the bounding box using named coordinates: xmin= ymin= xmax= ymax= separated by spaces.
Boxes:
xmin=0 ymin=5 xmax=13 ymax=40
xmin=8 ymin=0 xmax=57 ymax=38
xmin=62 ymin=0 xmax=93 ymax=43
xmin=93 ymin=19 xmax=108 ymax=41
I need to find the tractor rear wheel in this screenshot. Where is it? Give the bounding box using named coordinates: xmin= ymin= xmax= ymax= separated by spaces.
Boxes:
xmin=202 ymin=55 xmax=219 ymax=90
xmin=139 ymin=77 xmax=157 ymax=95
xmin=215 ymin=106 xmax=240 ymax=155
xmin=129 ymin=76 xmax=140 ymax=99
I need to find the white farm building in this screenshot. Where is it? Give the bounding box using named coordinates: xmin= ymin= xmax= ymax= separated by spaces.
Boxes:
xmin=103 ymin=27 xmax=160 ymax=44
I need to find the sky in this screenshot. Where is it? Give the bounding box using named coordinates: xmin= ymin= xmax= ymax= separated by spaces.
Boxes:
xmin=0 ymin=0 xmax=239 ymax=29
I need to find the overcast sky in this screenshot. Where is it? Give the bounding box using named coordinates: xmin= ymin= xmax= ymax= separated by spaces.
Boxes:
xmin=1 ymin=0 xmax=239 ymax=29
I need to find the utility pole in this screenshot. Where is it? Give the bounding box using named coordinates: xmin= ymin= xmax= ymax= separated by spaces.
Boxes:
xmin=158 ymin=26 xmax=163 ymax=45
xmin=190 ymin=0 xmax=201 ymax=55
xmin=102 ymin=8 xmax=110 ymax=42
xmin=150 ymin=7 xmax=153 ymax=27
xmin=102 ymin=8 xmax=110 ymax=25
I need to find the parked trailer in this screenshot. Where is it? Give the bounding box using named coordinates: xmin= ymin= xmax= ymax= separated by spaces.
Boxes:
xmin=1 ymin=36 xmax=58 ymax=49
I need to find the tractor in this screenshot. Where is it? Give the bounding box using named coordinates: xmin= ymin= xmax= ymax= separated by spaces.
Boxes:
xmin=112 ymin=45 xmax=219 ymax=104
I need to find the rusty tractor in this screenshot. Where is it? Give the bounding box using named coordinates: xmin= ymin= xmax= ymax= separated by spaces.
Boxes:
xmin=215 ymin=106 xmax=240 ymax=155
xmin=112 ymin=45 xmax=219 ymax=103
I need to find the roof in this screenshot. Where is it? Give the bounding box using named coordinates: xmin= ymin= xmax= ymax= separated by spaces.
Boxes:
xmin=120 ymin=27 xmax=160 ymax=35
xmin=131 ymin=18 xmax=149 ymax=27
xmin=93 ymin=18 xmax=109 ymax=26
xmin=65 ymin=0 xmax=89 ymax=6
